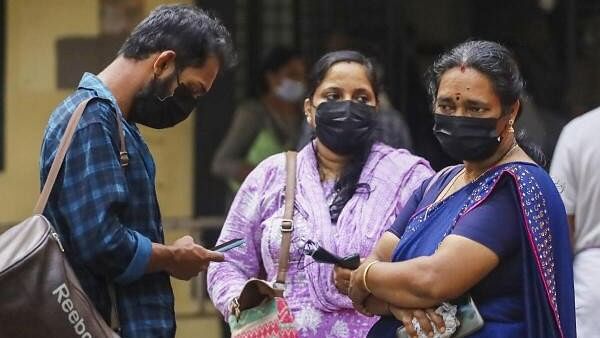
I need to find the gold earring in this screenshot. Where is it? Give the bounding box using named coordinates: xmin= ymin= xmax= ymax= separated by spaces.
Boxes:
xmin=508 ymin=120 xmax=515 ymax=133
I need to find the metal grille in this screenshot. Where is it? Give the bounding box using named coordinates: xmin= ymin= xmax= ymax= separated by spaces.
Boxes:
xmin=297 ymin=0 xmax=412 ymax=113
xmin=234 ymin=0 xmax=296 ymax=100
xmin=233 ymin=0 xmax=249 ymax=101
xmin=262 ymin=0 xmax=294 ymax=47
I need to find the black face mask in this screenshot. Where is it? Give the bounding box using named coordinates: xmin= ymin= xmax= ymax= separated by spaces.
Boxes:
xmin=315 ymin=100 xmax=376 ymax=155
xmin=433 ymin=113 xmax=504 ymax=161
xmin=130 ymin=73 xmax=198 ymax=129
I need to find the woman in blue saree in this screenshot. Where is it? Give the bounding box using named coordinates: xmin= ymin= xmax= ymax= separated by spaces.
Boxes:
xmin=341 ymin=40 xmax=576 ymax=337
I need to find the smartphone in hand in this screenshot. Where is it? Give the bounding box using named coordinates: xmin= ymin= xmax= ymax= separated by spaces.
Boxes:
xmin=211 ymin=238 xmax=245 ymax=253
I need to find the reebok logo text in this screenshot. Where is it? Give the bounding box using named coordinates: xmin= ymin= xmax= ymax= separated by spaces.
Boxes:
xmin=52 ymin=283 xmax=92 ymax=338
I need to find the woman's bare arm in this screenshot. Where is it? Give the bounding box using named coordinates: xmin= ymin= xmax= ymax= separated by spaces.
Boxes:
xmin=350 ymin=234 xmax=499 ymax=308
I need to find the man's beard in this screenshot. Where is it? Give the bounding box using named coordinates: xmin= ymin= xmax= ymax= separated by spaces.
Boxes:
xmin=130 ymin=71 xmax=177 ymax=118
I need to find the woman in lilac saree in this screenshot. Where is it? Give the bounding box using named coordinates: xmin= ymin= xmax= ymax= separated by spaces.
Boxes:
xmin=208 ymin=51 xmax=433 ymax=337
xmin=345 ymin=41 xmax=576 ymax=338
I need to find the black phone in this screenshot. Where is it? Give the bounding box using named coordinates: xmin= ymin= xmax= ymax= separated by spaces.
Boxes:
xmin=212 ymin=238 xmax=245 ymax=253
xmin=303 ymin=240 xmax=360 ymax=269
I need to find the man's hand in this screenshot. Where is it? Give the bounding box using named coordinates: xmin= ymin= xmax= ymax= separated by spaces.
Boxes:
xmin=167 ymin=235 xmax=224 ymax=280
xmin=147 ymin=235 xmax=224 ymax=280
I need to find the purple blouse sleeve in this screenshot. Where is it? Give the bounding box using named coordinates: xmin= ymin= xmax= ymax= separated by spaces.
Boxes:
xmin=206 ymin=160 xmax=275 ymax=318
xmin=452 ymin=177 xmax=521 ymax=259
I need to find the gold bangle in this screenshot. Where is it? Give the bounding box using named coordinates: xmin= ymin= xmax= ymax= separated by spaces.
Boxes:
xmin=362 ymin=261 xmax=378 ymax=294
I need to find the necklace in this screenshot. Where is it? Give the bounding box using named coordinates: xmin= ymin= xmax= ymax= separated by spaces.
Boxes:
xmin=425 ymin=141 xmax=520 ymax=219
xmin=434 ymin=170 xmax=464 ymax=204
xmin=463 ymin=141 xmax=519 ymax=184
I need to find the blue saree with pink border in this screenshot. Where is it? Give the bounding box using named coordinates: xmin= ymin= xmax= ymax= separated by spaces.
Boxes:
xmin=368 ymin=162 xmax=576 ymax=337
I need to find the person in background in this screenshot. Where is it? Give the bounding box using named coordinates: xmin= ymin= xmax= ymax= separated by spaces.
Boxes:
xmin=375 ymin=91 xmax=413 ymax=150
xmin=359 ymin=57 xmax=413 ymax=150
xmin=341 ymin=40 xmax=575 ymax=338
xmin=551 ymin=106 xmax=600 ymax=337
xmin=208 ymin=50 xmax=433 ymax=337
xmin=212 ymin=46 xmax=306 ymax=187
xmin=39 ymin=5 xmax=235 ymax=337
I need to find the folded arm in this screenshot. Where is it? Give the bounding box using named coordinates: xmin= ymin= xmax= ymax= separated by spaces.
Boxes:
xmin=354 ymin=234 xmax=499 ymax=308
xmin=352 ymin=176 xmax=521 ymax=309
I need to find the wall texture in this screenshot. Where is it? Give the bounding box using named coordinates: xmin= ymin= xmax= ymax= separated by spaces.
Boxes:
xmin=0 ymin=0 xmax=194 ymax=223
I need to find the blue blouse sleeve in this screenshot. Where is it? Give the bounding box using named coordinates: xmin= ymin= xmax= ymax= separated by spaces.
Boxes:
xmin=452 ymin=176 xmax=521 ymax=259
xmin=388 ymin=177 xmax=430 ymax=238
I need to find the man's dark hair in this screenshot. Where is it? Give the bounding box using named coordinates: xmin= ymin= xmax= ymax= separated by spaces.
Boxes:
xmin=119 ymin=4 xmax=235 ymax=69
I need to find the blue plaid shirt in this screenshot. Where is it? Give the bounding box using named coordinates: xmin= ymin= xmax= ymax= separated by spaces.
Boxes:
xmin=40 ymin=73 xmax=175 ymax=338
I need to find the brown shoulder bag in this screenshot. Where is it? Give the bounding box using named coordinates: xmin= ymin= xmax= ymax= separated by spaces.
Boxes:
xmin=0 ymin=99 xmax=123 ymax=338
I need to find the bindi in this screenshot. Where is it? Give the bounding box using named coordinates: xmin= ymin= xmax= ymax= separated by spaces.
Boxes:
xmin=455 ymin=93 xmax=461 ymax=101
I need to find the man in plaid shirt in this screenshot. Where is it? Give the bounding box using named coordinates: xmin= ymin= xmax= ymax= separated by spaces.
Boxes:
xmin=40 ymin=5 xmax=235 ymax=337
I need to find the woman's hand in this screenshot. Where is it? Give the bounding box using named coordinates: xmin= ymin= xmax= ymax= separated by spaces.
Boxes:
xmin=333 ymin=265 xmax=352 ymax=295
xmin=352 ymin=297 xmax=374 ymax=317
xmin=390 ymin=306 xmax=445 ymax=338
xmin=348 ymin=260 xmax=375 ymax=306
xmin=354 ymin=295 xmax=392 ymax=317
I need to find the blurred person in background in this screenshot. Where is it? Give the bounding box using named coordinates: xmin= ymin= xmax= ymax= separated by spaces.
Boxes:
xmin=212 ymin=46 xmax=306 ymax=189
xmin=551 ymin=106 xmax=600 ymax=337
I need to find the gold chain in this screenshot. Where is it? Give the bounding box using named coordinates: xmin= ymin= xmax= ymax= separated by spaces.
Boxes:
xmin=425 ymin=142 xmax=520 ymax=219
xmin=434 ymin=141 xmax=520 ymax=205
xmin=435 ymin=170 xmax=465 ymax=204
xmin=464 ymin=141 xmax=519 ymax=183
